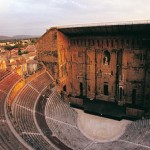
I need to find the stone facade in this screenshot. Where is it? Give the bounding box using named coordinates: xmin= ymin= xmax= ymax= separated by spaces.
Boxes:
xmin=36 ymin=23 xmax=150 ymax=115
xmin=36 ymin=28 xmax=59 ymax=79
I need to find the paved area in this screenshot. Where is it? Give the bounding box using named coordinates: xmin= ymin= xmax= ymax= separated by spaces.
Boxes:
xmin=75 ymin=109 xmax=131 ymax=142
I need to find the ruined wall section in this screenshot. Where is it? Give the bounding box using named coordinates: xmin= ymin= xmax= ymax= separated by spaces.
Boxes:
xmin=36 ymin=28 xmax=58 ymax=79
xmin=123 ymin=49 xmax=146 ymax=106
xmin=119 ymin=37 xmax=149 ymax=108
xmin=66 ymin=42 xmax=82 ymax=96
xmin=95 ymin=48 xmax=117 ymax=102
xmin=36 ymin=28 xmax=149 ymax=109
xmin=66 ymin=36 xmax=149 ymax=106
xmin=145 ymin=50 xmax=150 ymax=109
xmin=67 ymin=36 xmax=118 ymax=101
xmin=57 ymin=31 xmax=70 ymax=88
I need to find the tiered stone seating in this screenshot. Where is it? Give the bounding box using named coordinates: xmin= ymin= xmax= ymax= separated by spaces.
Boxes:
xmin=1 ymin=70 xmax=149 ymax=150
xmin=11 ymin=72 xmax=56 ymax=150
xmin=120 ymin=119 xmax=150 ymax=147
xmin=0 ymin=70 xmax=11 ymax=81
xmin=0 ymin=72 xmax=21 ymax=93
xmin=35 ymin=90 xmax=73 ymax=150
xmin=0 ymin=121 xmax=28 ymax=150
xmin=14 ymin=85 xmax=39 ymax=110
xmin=11 ymin=105 xmax=55 ymax=150
xmin=29 ymin=72 xmax=53 ymax=93
xmin=13 ymin=105 xmax=38 ymax=132
xmin=21 ymin=134 xmax=55 ymax=150
xmin=36 ymin=92 xmax=49 ymax=114
xmin=0 ymin=91 xmax=6 ymax=119
xmin=84 ymin=140 xmax=149 ymax=150
xmin=0 ymin=73 xmax=27 ymax=150
xmin=46 ymin=118 xmax=92 ymax=150
xmin=45 ymin=89 xmax=77 ymax=126
xmin=44 ymin=88 xmax=150 ymax=150
xmin=44 ymin=89 xmax=92 ymax=149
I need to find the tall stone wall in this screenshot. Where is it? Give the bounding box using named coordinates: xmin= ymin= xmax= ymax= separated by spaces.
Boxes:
xmin=64 ymin=36 xmax=149 ymax=108
xmin=36 ymin=28 xmax=58 ymax=79
xmin=36 ymin=28 xmax=150 ymax=110
xmin=57 ymin=31 xmax=69 ymax=88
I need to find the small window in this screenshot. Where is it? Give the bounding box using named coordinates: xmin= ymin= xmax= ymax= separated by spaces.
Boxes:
xmin=119 ymin=87 xmax=123 ymax=100
xmin=80 ymin=83 xmax=83 ymax=96
xmin=104 ymin=84 xmax=108 ymax=95
xmin=63 ymin=85 xmax=66 ymax=92
xmin=111 ymin=71 xmax=113 ymax=76
xmin=132 ymin=89 xmax=136 ymax=105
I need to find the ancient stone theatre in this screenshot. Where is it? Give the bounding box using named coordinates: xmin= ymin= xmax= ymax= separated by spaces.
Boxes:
xmin=36 ymin=21 xmax=150 ymax=119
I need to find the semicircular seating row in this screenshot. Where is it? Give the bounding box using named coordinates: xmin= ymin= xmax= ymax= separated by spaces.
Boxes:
xmin=0 ymin=70 xmax=11 ymax=81
xmin=43 ymin=89 xmax=150 ymax=150
xmin=0 ymin=70 xmax=150 ymax=150
xmin=0 ymin=72 xmax=28 ymax=150
xmin=10 ymin=71 xmax=56 ymax=150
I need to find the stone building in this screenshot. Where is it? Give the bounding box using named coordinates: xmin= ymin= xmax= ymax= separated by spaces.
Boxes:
xmin=36 ymin=21 xmax=150 ymax=118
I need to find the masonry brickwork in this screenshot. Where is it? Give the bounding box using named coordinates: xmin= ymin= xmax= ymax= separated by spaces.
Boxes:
xmin=36 ymin=23 xmax=150 ymax=116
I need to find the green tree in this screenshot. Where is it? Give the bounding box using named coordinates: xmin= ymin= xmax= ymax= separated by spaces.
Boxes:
xmin=18 ymin=49 xmax=22 ymax=55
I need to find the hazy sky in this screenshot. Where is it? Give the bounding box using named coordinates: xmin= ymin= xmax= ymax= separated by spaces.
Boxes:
xmin=0 ymin=0 xmax=150 ymax=36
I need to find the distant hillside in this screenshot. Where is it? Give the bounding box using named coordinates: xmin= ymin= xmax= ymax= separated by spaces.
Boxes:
xmin=0 ymin=35 xmax=40 ymax=40
xmin=0 ymin=36 xmax=11 ymax=40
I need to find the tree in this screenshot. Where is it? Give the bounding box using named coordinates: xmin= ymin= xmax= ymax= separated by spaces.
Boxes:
xmin=18 ymin=49 xmax=22 ymax=55
xmin=4 ymin=45 xmax=14 ymax=51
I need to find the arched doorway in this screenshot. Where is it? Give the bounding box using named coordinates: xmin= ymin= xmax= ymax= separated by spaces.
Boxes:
xmin=63 ymin=85 xmax=66 ymax=92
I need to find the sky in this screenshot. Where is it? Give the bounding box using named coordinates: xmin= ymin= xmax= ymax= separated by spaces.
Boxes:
xmin=0 ymin=0 xmax=150 ymax=36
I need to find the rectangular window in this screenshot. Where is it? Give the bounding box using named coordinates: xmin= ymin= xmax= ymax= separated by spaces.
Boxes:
xmin=104 ymin=83 xmax=108 ymax=95
xmin=80 ymin=83 xmax=83 ymax=96
xmin=119 ymin=87 xmax=123 ymax=100
xmin=132 ymin=89 xmax=136 ymax=105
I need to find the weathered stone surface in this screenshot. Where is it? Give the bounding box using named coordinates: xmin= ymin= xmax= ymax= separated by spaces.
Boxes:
xmin=36 ymin=24 xmax=150 ymax=115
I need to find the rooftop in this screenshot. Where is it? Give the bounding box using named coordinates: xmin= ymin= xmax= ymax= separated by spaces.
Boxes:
xmin=55 ymin=20 xmax=150 ymax=36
